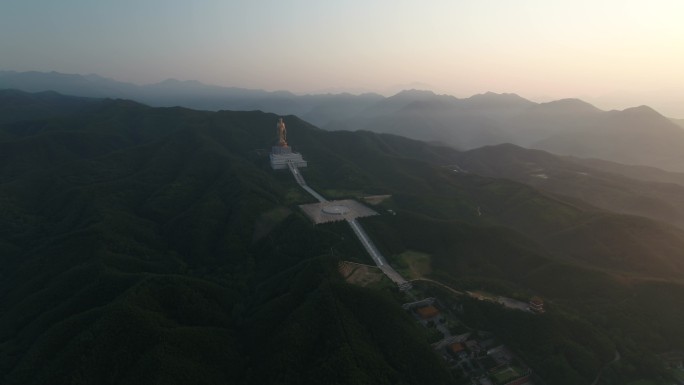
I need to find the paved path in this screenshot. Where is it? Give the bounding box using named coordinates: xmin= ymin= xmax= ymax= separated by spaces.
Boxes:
xmin=348 ymin=218 xmax=410 ymax=288
xmin=288 ymin=161 xmax=327 ymax=202
xmin=288 ymin=162 xmax=410 ymax=290
xmin=410 ymin=278 xmax=464 ymax=296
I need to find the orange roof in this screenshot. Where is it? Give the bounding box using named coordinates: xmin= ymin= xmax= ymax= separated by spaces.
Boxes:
xmin=449 ymin=343 xmax=465 ymax=353
xmin=416 ymin=305 xmax=440 ymax=319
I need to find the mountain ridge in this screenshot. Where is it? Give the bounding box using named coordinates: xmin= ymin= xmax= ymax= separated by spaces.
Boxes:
xmin=5 ymin=70 xmax=684 ymax=172
xmin=1 ymin=68 xmax=672 ymax=120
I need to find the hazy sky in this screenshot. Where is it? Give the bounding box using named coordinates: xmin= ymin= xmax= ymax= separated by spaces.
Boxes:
xmin=1 ymin=0 xmax=683 ymax=116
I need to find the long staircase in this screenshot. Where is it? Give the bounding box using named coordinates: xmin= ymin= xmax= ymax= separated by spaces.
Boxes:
xmin=288 ymin=161 xmax=327 ymax=202
xmin=287 ymin=162 xmax=412 ymax=291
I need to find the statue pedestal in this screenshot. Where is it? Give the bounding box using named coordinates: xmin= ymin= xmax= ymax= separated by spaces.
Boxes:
xmin=270 ymin=146 xmax=307 ymax=170
xmin=271 ymin=145 xmax=292 ymax=155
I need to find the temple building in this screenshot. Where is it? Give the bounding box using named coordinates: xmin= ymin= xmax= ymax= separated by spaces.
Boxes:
xmin=415 ymin=305 xmax=440 ymax=320
xmin=529 ymin=296 xmax=545 ymax=313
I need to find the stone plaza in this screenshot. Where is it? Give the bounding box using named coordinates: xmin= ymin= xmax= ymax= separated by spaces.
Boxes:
xmin=299 ymin=199 xmax=378 ymax=224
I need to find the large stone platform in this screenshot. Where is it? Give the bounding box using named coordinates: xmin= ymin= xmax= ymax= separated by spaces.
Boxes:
xmin=299 ymin=199 xmax=378 ymax=224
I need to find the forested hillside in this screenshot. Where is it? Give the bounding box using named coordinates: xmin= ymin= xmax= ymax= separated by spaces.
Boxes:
xmin=1 ymin=91 xmax=682 ymax=384
xmin=0 ymin=94 xmax=453 ymax=384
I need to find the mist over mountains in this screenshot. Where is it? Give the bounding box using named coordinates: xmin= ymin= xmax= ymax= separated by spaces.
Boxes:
xmin=0 ymin=70 xmax=384 ymax=119
xmin=3 ymin=70 xmax=684 ymax=172
xmin=325 ymin=90 xmax=684 ymax=172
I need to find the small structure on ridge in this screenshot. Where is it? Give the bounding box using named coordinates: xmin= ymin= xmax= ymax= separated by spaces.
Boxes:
xmin=529 ymin=296 xmax=545 ymax=313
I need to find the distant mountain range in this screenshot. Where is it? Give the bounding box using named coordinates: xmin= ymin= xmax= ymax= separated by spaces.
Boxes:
xmin=0 ymin=70 xmax=384 ymax=121
xmin=2 ymin=70 xmax=684 ymax=172
xmin=325 ymin=90 xmax=684 ymax=172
